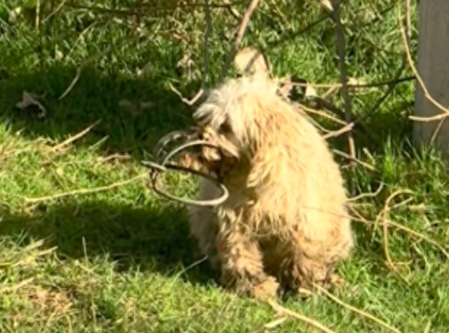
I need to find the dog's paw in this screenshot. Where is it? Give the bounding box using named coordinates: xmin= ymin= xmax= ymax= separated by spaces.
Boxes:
xmin=252 ymin=277 xmax=279 ymax=300
xmin=329 ymin=273 xmax=346 ymax=290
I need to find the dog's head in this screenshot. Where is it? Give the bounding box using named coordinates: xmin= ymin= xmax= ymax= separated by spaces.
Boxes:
xmin=182 ymin=74 xmax=283 ymax=174
xmin=171 ymin=48 xmax=296 ymax=177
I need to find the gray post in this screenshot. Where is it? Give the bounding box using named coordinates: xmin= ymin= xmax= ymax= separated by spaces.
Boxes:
xmin=414 ymin=0 xmax=449 ymax=155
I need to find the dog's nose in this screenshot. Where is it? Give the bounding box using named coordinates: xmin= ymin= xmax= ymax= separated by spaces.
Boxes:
xmin=194 ymin=130 xmax=208 ymax=141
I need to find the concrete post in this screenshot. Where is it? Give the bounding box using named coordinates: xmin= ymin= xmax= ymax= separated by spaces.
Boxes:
xmin=414 ymin=0 xmax=449 ymax=154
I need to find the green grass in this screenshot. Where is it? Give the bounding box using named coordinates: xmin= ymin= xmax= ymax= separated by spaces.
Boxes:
xmin=1 ymin=0 xmax=449 ymax=332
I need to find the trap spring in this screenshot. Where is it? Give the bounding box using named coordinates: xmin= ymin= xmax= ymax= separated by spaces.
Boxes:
xmin=143 ymin=136 xmax=229 ymax=207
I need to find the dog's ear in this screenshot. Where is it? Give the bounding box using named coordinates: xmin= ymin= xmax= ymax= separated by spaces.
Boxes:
xmin=234 ymin=47 xmax=271 ymax=77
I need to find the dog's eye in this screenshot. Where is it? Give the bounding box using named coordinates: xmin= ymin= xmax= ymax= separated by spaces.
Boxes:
xmin=218 ymin=122 xmax=232 ymax=135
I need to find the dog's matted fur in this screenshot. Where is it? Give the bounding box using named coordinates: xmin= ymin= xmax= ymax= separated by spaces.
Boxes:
xmin=181 ymin=74 xmax=353 ymax=299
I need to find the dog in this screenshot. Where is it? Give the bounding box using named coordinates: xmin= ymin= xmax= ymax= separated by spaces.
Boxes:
xmin=176 ymin=73 xmax=353 ymax=299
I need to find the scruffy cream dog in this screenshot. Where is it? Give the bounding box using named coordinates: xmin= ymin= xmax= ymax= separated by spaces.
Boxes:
xmin=179 ymin=73 xmax=352 ymax=299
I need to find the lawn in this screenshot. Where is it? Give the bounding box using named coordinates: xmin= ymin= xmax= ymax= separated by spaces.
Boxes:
xmin=1 ymin=1 xmax=449 ymax=332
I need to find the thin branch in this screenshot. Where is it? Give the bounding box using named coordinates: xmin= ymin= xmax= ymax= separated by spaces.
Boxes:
xmin=348 ymin=183 xmax=384 ymax=202
xmin=202 ymin=0 xmax=212 ymax=89
xmin=59 ymin=38 xmax=137 ymax=100
xmin=349 ymin=207 xmax=449 ymax=261
xmin=249 ymin=317 xmax=288 ymax=333
xmin=299 ymin=105 xmax=348 ymax=126
xmin=219 ymin=0 xmax=263 ymax=81
xmin=384 ymin=219 xmax=449 ymax=260
xmin=377 ymin=189 xmax=413 ymax=283
xmin=42 ymin=0 xmax=70 ymax=24
xmin=329 ymin=0 xmax=356 ymax=168
xmin=267 ymin=14 xmax=329 ymax=50
xmin=397 ymin=6 xmax=449 ymax=122
xmin=323 ymin=122 xmax=354 ymax=140
xmin=430 ymin=117 xmax=445 ymax=146
xmin=314 ymin=285 xmax=404 ymax=333
xmin=290 ymin=76 xmax=414 ymax=89
xmin=356 ymin=59 xmax=408 ymax=124
xmin=66 ymin=1 xmax=245 ymax=15
xmin=306 ymin=95 xmax=346 ymax=120
xmin=267 ymin=0 xmax=391 ymax=52
xmin=404 ymin=0 xmax=412 ymax=45
xmin=268 ymin=300 xmax=340 ymax=333
xmin=332 ymin=149 xmax=376 ymax=171
xmin=94 ymin=153 xmax=132 ymax=168
xmin=50 ymin=120 xmax=101 ymax=152
xmin=23 ymin=173 xmax=147 ymax=204
xmin=36 ymin=0 xmax=41 ymax=29
xmin=169 ymin=83 xmax=204 ymax=106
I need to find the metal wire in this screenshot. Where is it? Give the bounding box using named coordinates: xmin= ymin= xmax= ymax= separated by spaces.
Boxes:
xmin=143 ymin=136 xmax=229 ymax=206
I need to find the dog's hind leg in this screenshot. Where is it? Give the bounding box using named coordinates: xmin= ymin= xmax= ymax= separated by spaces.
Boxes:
xmin=286 ymin=225 xmax=352 ymax=293
xmin=217 ymin=223 xmax=279 ymax=299
xmin=275 ymin=239 xmax=330 ymax=296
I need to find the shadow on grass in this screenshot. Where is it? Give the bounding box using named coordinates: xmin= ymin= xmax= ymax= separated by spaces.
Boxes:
xmin=0 ymin=64 xmax=218 ymax=286
xmin=0 ymin=64 xmax=197 ymax=159
xmin=0 ymin=197 xmax=219 ymax=285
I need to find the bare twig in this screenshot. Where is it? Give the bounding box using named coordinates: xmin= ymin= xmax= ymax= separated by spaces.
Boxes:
xmin=387 ymin=220 xmax=449 ymax=259
xmin=59 ymin=39 xmax=136 ymax=100
xmin=430 ymin=117 xmax=446 ymax=146
xmin=356 ymin=59 xmax=408 ymax=124
xmin=291 ymin=76 xmax=414 ymax=89
xmin=171 ymin=256 xmax=209 ymax=284
xmin=348 ymin=207 xmax=449 ymax=261
xmin=23 ymin=173 xmax=147 ymax=204
xmin=397 ymin=6 xmax=449 ymax=122
xmin=323 ymin=122 xmax=354 ymax=140
xmin=58 ymin=68 xmax=85 ymax=101
xmin=299 ymin=105 xmax=348 ymax=126
xmin=268 ymin=300 xmax=340 ymax=333
xmin=50 ymin=120 xmax=101 ymax=153
xmin=348 ymin=183 xmax=384 ymax=202
xmin=219 ymin=0 xmax=263 ymax=81
xmin=249 ymin=317 xmax=288 ymax=333
xmin=36 ymin=0 xmax=41 ymax=29
xmin=304 ymin=96 xmax=349 ymax=125
xmin=67 ymin=1 xmax=245 ymax=15
xmin=404 ymin=0 xmax=412 ymax=45
xmin=169 ymin=83 xmax=204 ymax=106
xmin=329 ymin=0 xmax=356 ymax=168
xmin=94 ymin=153 xmax=132 ymax=167
xmin=42 ymin=0 xmax=70 ymax=24
xmin=202 ymin=0 xmax=212 ymax=89
xmin=377 ymin=189 xmax=413 ymax=282
xmin=332 ymin=149 xmax=376 ymax=171
xmin=314 ymin=285 xmax=404 ymax=333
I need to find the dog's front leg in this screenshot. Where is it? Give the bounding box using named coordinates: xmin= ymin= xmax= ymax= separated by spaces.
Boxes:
xmin=217 ymin=221 xmax=279 ymax=299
